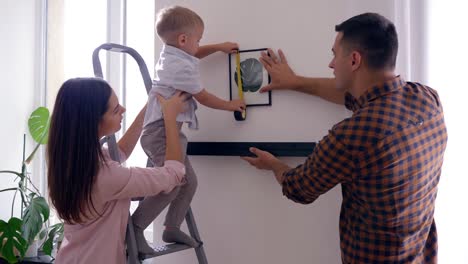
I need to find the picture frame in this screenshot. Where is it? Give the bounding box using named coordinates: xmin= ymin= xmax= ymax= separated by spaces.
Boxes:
xmin=229 ymin=48 xmax=272 ymax=107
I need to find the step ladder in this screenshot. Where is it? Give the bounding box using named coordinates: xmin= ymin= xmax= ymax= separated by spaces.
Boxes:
xmin=93 ymin=43 xmax=208 ymax=264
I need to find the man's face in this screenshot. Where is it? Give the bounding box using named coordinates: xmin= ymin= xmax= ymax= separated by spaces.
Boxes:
xmin=328 ymin=33 xmax=353 ymax=92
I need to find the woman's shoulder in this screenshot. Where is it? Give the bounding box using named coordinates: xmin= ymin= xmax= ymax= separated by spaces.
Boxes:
xmin=93 ymin=148 xmax=133 ymax=202
xmin=101 ymin=146 xmax=127 ymax=163
xmin=95 ymin=147 xmax=130 ymax=189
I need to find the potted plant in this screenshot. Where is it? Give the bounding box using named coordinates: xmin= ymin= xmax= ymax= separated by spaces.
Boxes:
xmin=0 ymin=107 xmax=63 ymax=263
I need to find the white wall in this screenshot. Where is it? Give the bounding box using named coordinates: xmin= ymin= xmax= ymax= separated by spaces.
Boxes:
xmin=427 ymin=1 xmax=468 ymax=263
xmin=181 ymin=1 xmax=347 ymax=143
xmin=0 ymin=1 xmax=43 ymax=220
xmin=148 ymin=1 xmax=398 ymax=263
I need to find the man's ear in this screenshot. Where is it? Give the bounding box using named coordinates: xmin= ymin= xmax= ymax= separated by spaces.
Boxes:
xmin=350 ymin=51 xmax=362 ymax=71
xmin=177 ymin=33 xmax=187 ymax=47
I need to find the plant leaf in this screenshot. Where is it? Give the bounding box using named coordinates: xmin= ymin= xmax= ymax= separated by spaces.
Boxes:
xmin=40 ymin=223 xmax=63 ymax=256
xmin=42 ymin=227 xmax=56 ymax=256
xmin=0 ymin=218 xmax=28 ymax=263
xmin=41 ymin=231 xmax=54 ymax=256
xmin=38 ymin=229 xmax=47 ymax=241
xmin=28 ymin=107 xmax=49 ymax=145
xmin=21 ymin=197 xmax=49 ymax=244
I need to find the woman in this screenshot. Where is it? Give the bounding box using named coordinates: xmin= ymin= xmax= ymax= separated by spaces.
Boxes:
xmin=47 ymin=77 xmax=188 ymax=263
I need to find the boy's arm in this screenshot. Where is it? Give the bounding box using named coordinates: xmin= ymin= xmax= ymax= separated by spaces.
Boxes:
xmin=195 ymin=42 xmax=238 ymax=59
xmin=193 ymin=89 xmax=244 ymax=112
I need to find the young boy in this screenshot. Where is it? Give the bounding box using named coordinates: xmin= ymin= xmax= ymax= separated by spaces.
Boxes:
xmin=132 ymin=6 xmax=245 ymax=254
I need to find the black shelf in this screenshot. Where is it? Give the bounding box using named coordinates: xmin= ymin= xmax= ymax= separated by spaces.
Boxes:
xmin=187 ymin=142 xmax=316 ymax=157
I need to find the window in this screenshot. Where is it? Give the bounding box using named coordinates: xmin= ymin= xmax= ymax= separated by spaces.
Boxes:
xmin=124 ymin=0 xmax=155 ymax=168
xmin=63 ymin=0 xmax=107 ymax=79
xmin=54 ymin=0 xmax=156 ymax=241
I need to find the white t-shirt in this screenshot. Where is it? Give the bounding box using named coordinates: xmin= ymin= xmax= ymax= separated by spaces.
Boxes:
xmin=144 ymin=45 xmax=203 ymax=129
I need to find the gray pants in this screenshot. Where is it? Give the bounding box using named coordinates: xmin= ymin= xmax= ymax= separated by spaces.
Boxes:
xmin=132 ymin=120 xmax=198 ymax=229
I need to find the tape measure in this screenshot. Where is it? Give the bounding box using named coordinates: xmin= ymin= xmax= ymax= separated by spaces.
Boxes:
xmin=234 ymin=51 xmax=247 ymax=121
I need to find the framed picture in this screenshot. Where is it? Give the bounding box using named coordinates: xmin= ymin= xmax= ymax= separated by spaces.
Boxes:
xmin=229 ymin=48 xmax=272 ymax=107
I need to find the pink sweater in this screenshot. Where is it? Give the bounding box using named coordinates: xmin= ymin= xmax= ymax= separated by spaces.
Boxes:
xmin=54 ymin=149 xmax=185 ymax=264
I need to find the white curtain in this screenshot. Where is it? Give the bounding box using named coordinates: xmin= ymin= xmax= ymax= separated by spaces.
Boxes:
xmin=394 ymin=1 xmax=468 ymax=262
xmin=426 ymin=1 xmax=468 ymax=264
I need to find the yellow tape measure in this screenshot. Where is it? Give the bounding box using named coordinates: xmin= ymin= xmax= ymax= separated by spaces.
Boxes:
xmin=234 ymin=51 xmax=247 ymax=121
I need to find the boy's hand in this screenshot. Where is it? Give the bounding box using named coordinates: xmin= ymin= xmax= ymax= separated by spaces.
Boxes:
xmin=217 ymin=42 xmax=239 ymax=54
xmin=228 ymin=99 xmax=246 ymax=112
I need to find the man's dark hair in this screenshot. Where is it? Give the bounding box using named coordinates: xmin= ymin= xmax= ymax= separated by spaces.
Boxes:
xmin=335 ymin=13 xmax=398 ymax=70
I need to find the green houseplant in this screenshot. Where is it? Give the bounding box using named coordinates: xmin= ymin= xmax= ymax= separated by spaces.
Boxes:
xmin=0 ymin=107 xmax=63 ymax=263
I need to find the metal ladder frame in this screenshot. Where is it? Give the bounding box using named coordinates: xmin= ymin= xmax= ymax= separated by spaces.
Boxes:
xmin=93 ymin=43 xmax=208 ymax=264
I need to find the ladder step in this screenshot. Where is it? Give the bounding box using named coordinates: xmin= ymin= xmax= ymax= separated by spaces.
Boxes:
xmin=139 ymin=243 xmax=193 ymax=259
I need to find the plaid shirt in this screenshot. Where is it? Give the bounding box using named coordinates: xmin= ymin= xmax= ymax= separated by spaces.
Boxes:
xmin=282 ymin=76 xmax=447 ymax=263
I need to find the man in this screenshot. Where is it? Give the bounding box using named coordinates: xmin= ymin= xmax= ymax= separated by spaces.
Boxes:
xmin=243 ymin=13 xmax=447 ymax=263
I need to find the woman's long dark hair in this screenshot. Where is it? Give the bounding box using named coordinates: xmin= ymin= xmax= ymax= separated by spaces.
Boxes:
xmin=47 ymin=78 xmax=111 ymax=224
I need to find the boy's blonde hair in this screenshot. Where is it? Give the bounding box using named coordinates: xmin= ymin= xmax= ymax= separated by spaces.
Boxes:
xmin=155 ymin=6 xmax=204 ymax=44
